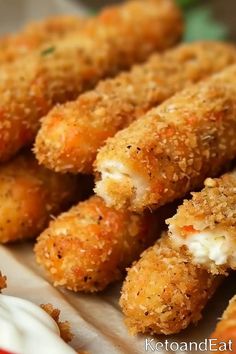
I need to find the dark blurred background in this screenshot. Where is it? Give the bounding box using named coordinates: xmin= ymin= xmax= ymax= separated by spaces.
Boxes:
xmin=210 ymin=0 xmax=236 ymax=40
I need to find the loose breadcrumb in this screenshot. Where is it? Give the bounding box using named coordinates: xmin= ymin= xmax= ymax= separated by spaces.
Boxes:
xmin=41 ymin=303 xmax=73 ymax=343
xmin=0 ymin=273 xmax=7 ymax=292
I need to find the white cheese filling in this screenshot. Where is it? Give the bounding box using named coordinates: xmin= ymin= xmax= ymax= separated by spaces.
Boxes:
xmin=170 ymin=225 xmax=234 ymax=266
xmin=96 ymin=160 xmax=148 ymax=205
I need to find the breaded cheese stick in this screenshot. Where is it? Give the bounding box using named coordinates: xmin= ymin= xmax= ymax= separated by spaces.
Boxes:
xmin=34 ymin=195 xmax=163 ymax=292
xmin=95 ymin=64 xmax=236 ymax=212
xmin=34 ymin=42 xmax=236 ymax=174
xmin=0 ymin=152 xmax=80 ymax=243
xmin=167 ymin=171 xmax=236 ymax=275
xmin=0 ymin=15 xmax=86 ymax=64
xmin=0 ymin=0 xmax=182 ymax=163
xmin=211 ymin=295 xmax=236 ymax=353
xmin=120 ymin=235 xmax=220 ymax=335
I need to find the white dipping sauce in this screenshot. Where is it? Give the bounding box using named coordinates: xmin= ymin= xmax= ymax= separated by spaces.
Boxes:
xmin=0 ymin=295 xmax=76 ymax=354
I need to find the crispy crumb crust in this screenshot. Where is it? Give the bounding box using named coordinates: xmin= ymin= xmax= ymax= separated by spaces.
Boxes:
xmin=0 ymin=0 xmax=182 ymax=163
xmin=95 ymin=64 xmax=236 ymax=212
xmin=41 ymin=303 xmax=73 ymax=343
xmin=120 ymin=235 xmax=221 ymax=335
xmin=34 ymin=42 xmax=236 ymax=174
xmin=34 ymin=195 xmax=158 ymax=292
xmin=167 ymin=173 xmax=236 ymax=230
xmin=0 ymin=16 xmax=86 ymax=64
xmin=211 ymin=295 xmax=236 ymax=353
xmin=167 ymin=172 xmax=236 ymax=274
xmin=0 ymin=151 xmax=79 ymax=243
xmin=0 ymin=272 xmax=7 ymax=292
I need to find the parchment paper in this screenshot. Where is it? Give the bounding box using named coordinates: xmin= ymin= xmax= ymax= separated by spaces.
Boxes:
xmin=1 ymin=242 xmax=236 ymax=353
xmin=0 ymin=1 xmax=235 ymax=353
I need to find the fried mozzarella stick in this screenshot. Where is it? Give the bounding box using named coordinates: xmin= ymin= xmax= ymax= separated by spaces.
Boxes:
xmin=34 ymin=42 xmax=236 ymax=174
xmin=0 ymin=0 xmax=182 ymax=163
xmin=0 ymin=152 xmax=79 ymax=243
xmin=0 ymin=15 xmax=86 ymax=64
xmin=120 ymin=235 xmax=220 ymax=335
xmin=34 ymin=195 xmax=160 ymax=292
xmin=211 ymin=295 xmax=236 ymax=353
xmin=95 ymin=64 xmax=236 ymax=212
xmin=167 ymin=171 xmax=236 ymax=275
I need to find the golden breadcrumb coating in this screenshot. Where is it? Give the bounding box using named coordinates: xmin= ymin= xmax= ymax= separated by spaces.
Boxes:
xmin=95 ymin=64 xmax=236 ymax=212
xmin=0 ymin=15 xmax=86 ymax=64
xmin=167 ymin=171 xmax=236 ymax=275
xmin=120 ymin=235 xmax=220 ymax=335
xmin=211 ymin=294 xmax=236 ymax=353
xmin=41 ymin=303 xmax=73 ymax=343
xmin=0 ymin=151 xmax=80 ymax=243
xmin=0 ymin=272 xmax=7 ymax=292
xmin=34 ymin=42 xmax=236 ymax=174
xmin=168 ymin=173 xmax=236 ymax=231
xmin=0 ymin=0 xmax=182 ymax=163
xmin=34 ymin=195 xmax=163 ymax=292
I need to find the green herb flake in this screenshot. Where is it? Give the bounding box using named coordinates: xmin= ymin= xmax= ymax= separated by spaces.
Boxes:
xmin=41 ymin=46 xmax=56 ymax=57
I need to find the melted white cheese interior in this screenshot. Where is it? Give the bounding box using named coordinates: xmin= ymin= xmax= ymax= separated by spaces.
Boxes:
xmin=96 ymin=160 xmax=148 ymax=205
xmin=170 ymin=225 xmax=234 ymax=267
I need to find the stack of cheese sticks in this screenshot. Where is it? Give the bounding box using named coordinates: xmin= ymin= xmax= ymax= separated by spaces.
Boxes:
xmin=1 ymin=0 xmax=236 ymax=349
xmin=0 ymin=0 xmax=182 ymax=163
xmin=0 ymin=0 xmax=182 ymax=243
